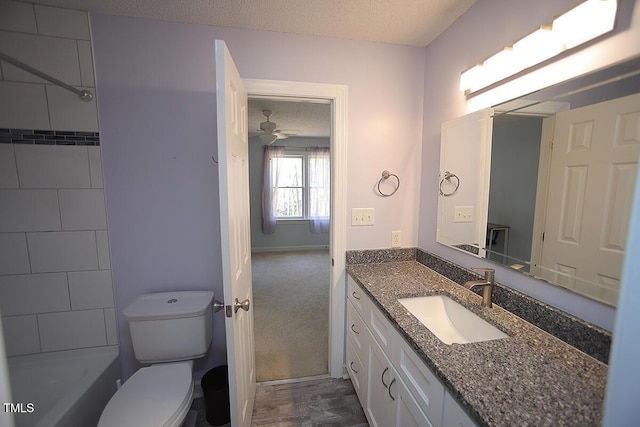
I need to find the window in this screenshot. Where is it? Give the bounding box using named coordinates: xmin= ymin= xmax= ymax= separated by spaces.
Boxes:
xmin=273 ymin=156 xmax=304 ymax=218
xmin=272 ymin=153 xmax=330 ymax=219
xmin=262 ymin=146 xmax=330 ymax=235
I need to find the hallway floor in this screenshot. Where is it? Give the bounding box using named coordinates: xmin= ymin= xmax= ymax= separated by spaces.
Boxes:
xmin=193 ymin=377 xmax=368 ymax=426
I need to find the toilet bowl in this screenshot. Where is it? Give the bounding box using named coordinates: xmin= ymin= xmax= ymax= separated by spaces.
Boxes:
xmin=98 ymin=362 xmax=194 ymax=427
xmin=98 ymin=291 xmax=214 ymax=427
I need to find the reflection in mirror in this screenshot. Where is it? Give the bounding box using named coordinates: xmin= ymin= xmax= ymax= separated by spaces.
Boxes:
xmin=439 ymin=56 xmax=640 ymax=307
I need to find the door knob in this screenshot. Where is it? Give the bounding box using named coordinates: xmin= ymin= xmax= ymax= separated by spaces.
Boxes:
xmin=212 ymin=299 xmax=225 ymax=313
xmin=233 ymin=298 xmax=250 ymax=313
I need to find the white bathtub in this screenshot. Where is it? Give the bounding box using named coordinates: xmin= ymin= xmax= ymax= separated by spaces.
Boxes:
xmin=7 ymin=346 xmax=120 ymax=427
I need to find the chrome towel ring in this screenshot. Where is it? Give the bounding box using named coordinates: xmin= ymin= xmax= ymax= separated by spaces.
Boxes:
xmin=377 ymin=170 xmax=400 ymax=197
xmin=439 ymin=171 xmax=460 ymax=196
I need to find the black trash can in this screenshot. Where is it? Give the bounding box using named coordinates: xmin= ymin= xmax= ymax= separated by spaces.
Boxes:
xmin=201 ymin=365 xmax=231 ymax=426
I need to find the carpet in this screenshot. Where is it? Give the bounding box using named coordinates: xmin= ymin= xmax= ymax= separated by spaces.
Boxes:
xmin=251 ymin=250 xmax=330 ymax=382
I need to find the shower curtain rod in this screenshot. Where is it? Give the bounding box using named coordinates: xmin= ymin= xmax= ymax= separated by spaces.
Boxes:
xmin=0 ymin=52 xmax=93 ymax=102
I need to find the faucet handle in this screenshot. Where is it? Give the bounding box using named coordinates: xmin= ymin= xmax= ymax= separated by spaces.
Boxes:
xmin=472 ymin=267 xmax=495 ymax=282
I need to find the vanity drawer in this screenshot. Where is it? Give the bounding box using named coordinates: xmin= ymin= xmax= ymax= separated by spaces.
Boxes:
xmin=368 ymin=299 xmax=395 ymax=357
xmin=347 ymin=276 xmax=368 ymax=317
xmin=347 ymin=299 xmax=368 ymax=364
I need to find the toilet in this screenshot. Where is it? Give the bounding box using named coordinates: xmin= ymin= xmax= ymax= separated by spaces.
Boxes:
xmin=98 ymin=290 xmax=214 ymax=427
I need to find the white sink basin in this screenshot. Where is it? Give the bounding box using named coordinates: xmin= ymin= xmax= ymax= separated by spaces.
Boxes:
xmin=398 ymin=295 xmax=508 ymax=345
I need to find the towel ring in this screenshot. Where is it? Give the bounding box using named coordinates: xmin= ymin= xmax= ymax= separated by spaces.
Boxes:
xmin=377 ymin=170 xmax=400 ymax=197
xmin=439 ymin=171 xmax=460 ymax=196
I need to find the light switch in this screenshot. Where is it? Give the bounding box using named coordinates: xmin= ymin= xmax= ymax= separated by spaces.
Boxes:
xmin=352 ymin=208 xmax=375 ymax=226
xmin=454 ymin=206 xmax=473 ymax=223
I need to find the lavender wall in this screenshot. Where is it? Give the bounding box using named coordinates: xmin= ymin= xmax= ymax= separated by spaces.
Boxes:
xmin=91 ymin=17 xmax=224 ymax=379
xmin=418 ymin=0 xmax=640 ymax=330
xmin=90 ymin=14 xmax=425 ymax=380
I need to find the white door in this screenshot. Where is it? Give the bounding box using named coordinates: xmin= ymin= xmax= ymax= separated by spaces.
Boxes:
xmin=215 ymin=40 xmax=256 ymax=427
xmin=539 ymin=93 xmax=640 ymax=305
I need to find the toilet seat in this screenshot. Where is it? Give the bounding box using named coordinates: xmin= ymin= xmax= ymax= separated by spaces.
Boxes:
xmin=98 ymin=362 xmax=194 ymax=427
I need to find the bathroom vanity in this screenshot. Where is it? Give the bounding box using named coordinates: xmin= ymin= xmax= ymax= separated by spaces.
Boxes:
xmin=345 ymin=255 xmax=608 ymax=426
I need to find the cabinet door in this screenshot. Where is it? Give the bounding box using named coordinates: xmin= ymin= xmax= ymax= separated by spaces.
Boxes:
xmin=346 ymin=336 xmax=367 ymax=409
xmin=393 ymin=330 xmax=444 ymax=426
xmin=443 ymin=391 xmax=478 ymax=427
xmin=390 ymin=377 xmax=435 ymax=427
xmin=367 ymin=338 xmax=393 ymax=427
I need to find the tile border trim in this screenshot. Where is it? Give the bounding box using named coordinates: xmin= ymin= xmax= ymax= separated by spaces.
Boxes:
xmin=0 ymin=128 xmax=100 ymax=146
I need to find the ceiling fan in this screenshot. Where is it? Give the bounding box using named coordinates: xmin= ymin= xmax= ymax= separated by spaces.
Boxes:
xmin=256 ymin=110 xmax=299 ymax=144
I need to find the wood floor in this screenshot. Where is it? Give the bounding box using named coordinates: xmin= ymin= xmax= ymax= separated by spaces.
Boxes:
xmin=251 ymin=377 xmax=368 ymax=427
xmin=192 ymin=377 xmax=368 ymax=426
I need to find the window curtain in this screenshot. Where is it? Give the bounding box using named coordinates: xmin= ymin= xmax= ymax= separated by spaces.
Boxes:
xmin=261 ymin=145 xmax=285 ymax=234
xmin=309 ymin=147 xmax=331 ymax=234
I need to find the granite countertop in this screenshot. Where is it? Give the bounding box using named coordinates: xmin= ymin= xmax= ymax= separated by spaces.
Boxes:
xmin=346 ymin=261 xmax=608 ymax=427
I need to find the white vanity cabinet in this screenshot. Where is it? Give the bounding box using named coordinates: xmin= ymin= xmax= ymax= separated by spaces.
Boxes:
xmin=346 ymin=332 xmax=367 ymax=406
xmin=367 ymin=335 xmax=434 ymax=427
xmin=346 ymin=299 xmax=369 ymax=408
xmin=443 ymin=392 xmax=478 ymax=427
xmin=346 ymin=277 xmax=478 ymax=427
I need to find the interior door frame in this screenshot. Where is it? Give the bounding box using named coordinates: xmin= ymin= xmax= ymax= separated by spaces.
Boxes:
xmin=244 ymin=79 xmax=348 ymax=378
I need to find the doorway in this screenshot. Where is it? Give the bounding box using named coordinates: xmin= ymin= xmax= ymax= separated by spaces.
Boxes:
xmin=247 ymin=98 xmax=331 ymax=381
xmin=244 ymin=79 xmax=348 ymax=380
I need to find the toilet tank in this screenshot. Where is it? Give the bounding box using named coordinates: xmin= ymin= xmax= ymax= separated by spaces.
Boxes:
xmin=123 ymin=291 xmax=214 ymax=363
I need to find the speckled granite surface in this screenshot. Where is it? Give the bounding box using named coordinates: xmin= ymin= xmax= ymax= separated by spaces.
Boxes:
xmin=346 ymin=259 xmax=608 ymax=426
xmin=347 ymin=248 xmax=611 ymax=363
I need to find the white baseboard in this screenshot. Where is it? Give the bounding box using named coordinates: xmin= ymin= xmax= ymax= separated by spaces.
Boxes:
xmin=257 ymin=373 xmax=331 ymax=386
xmin=251 ymin=245 xmax=329 ymax=253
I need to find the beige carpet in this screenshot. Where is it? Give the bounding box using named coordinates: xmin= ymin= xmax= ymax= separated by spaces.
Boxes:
xmin=252 ymin=250 xmax=330 ymax=382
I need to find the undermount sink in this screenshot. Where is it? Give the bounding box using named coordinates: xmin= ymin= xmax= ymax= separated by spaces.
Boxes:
xmin=398 ymin=295 xmax=508 ymax=345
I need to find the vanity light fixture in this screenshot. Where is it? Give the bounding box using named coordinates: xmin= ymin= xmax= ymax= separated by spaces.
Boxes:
xmin=460 ymin=0 xmax=618 ymax=95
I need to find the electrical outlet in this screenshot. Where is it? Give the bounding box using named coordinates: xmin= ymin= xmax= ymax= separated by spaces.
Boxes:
xmin=454 ymin=206 xmax=474 ymax=223
xmin=392 ymin=230 xmax=401 ymax=248
xmin=351 ymin=208 xmax=375 ymax=226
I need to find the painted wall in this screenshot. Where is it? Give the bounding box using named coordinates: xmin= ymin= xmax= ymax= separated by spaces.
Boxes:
xmin=0 ymin=1 xmax=116 ymax=360
xmin=419 ymin=0 xmax=640 ymax=330
xmin=249 ymin=136 xmax=330 ymax=251
xmin=91 ymin=14 xmax=425 ymax=379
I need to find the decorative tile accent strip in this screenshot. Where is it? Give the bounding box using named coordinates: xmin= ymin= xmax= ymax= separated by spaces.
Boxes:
xmin=345 ymin=247 xmax=611 ymax=363
xmin=0 ymin=128 xmax=100 ymax=146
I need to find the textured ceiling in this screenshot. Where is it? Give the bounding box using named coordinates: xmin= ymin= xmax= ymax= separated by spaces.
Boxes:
xmin=22 ymin=0 xmax=476 ymax=47
xmin=249 ymin=99 xmax=331 ymax=139
xmin=19 ymin=0 xmax=477 ymax=136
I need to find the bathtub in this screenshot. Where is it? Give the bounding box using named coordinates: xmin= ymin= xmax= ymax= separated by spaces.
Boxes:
xmin=7 ymin=346 xmax=120 ymax=427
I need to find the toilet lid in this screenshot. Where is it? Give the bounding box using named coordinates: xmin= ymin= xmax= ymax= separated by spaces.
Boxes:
xmin=98 ymin=362 xmax=193 ymax=427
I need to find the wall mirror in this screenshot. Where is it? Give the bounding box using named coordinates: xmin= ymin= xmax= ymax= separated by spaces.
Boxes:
xmin=437 ymin=56 xmax=640 ymax=307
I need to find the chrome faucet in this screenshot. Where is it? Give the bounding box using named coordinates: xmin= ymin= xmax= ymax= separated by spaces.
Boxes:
xmin=464 ymin=268 xmax=495 ymax=308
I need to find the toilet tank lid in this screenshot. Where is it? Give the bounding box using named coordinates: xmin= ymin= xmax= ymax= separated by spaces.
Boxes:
xmin=123 ymin=291 xmax=214 ymax=321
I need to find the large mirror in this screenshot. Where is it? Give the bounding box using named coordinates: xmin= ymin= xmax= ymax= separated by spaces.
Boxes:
xmin=437 ymin=56 xmax=640 ymax=307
